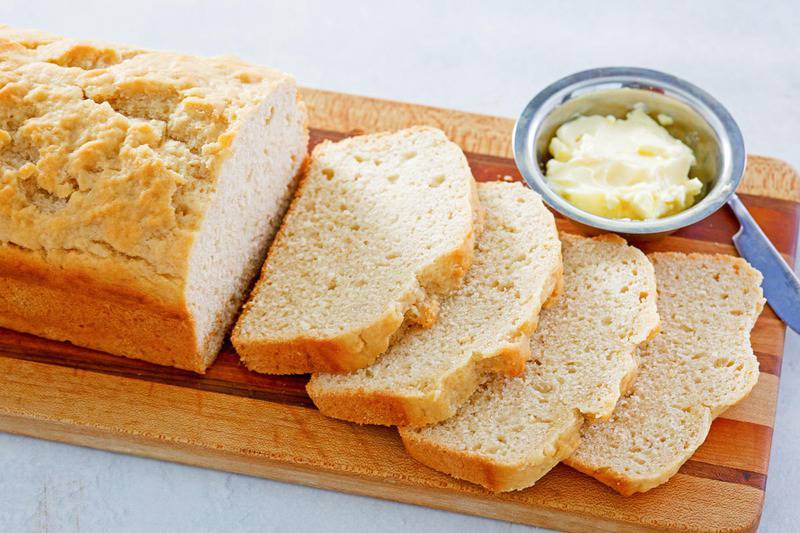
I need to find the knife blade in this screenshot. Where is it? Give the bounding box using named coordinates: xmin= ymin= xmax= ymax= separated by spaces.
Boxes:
xmin=728 ymin=193 xmax=800 ymax=333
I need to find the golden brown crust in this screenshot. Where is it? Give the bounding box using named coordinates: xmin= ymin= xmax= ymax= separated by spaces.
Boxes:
xmin=0 ymin=26 xmax=294 ymax=289
xmin=0 ymin=27 xmax=308 ymax=372
xmin=565 ymin=440 xmax=699 ymax=497
xmin=306 ymin=252 xmax=562 ymax=425
xmin=541 ymin=260 xmax=564 ymax=310
xmin=0 ymin=249 xmax=205 ymax=372
xmin=234 ymin=233 xmax=476 ymax=374
xmin=400 ymin=415 xmax=582 ymax=492
xmin=236 ymin=309 xmax=405 ymax=374
xmin=306 ymin=339 xmax=530 ymax=427
xmin=565 ymin=460 xmax=650 ymax=497
xmin=0 ymin=242 xmax=184 ymax=312
xmin=306 ymin=186 xmax=562 ymax=422
xmin=308 ymin=388 xmax=438 ymax=427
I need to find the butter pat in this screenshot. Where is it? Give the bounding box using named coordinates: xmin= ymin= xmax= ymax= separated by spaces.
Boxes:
xmin=546 ymin=108 xmax=703 ymax=220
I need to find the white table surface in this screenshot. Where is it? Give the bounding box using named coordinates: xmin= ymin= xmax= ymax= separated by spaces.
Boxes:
xmin=1 ymin=1 xmax=798 ymax=531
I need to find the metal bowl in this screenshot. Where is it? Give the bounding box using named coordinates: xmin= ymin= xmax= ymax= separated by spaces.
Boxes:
xmin=513 ymin=67 xmax=745 ymax=239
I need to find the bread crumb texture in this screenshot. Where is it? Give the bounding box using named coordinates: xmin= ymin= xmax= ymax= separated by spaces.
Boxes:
xmin=307 ymin=181 xmax=561 ymax=426
xmin=566 ymin=252 xmax=764 ymax=495
xmin=233 ymin=126 xmax=481 ymax=374
xmin=0 ymin=25 xmax=295 ymax=300
xmin=399 ymin=233 xmax=659 ymax=492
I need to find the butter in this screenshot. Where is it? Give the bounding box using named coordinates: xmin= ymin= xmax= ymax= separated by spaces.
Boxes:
xmin=656 ymin=113 xmax=674 ymax=126
xmin=545 ymin=108 xmax=703 ymax=220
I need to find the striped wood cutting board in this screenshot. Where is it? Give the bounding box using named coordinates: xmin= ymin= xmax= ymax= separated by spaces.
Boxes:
xmin=0 ymin=88 xmax=797 ymax=532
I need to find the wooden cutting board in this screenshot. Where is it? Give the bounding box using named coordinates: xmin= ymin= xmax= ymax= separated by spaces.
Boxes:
xmin=1 ymin=88 xmax=797 ymax=533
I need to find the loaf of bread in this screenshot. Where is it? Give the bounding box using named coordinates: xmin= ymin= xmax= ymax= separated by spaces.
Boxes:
xmin=307 ymin=181 xmax=562 ymax=426
xmin=399 ymin=233 xmax=659 ymax=491
xmin=0 ymin=27 xmax=308 ymax=371
xmin=232 ymin=127 xmax=481 ymax=374
xmin=565 ymin=253 xmax=764 ymax=495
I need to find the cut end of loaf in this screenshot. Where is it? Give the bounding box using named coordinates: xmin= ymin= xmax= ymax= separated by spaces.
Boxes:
xmin=188 ymin=88 xmax=309 ymax=371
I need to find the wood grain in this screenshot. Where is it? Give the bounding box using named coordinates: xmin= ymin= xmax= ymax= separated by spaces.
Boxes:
xmin=0 ymin=358 xmax=767 ymax=533
xmin=0 ymin=88 xmax=797 ymax=533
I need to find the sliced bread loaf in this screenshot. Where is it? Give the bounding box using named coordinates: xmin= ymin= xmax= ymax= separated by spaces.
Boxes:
xmin=565 ymin=253 xmax=764 ymax=495
xmin=0 ymin=26 xmax=308 ymax=372
xmin=399 ymin=233 xmax=659 ymax=492
xmin=232 ymin=127 xmax=481 ymax=374
xmin=307 ymin=181 xmax=562 ymax=426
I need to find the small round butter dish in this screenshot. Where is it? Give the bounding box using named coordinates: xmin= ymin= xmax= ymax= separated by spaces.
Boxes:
xmin=513 ymin=67 xmax=745 ymax=238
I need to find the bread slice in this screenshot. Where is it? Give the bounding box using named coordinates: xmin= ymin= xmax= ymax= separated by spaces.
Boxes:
xmin=307 ymin=181 xmax=562 ymax=426
xmin=0 ymin=26 xmax=308 ymax=372
xmin=232 ymin=127 xmax=481 ymax=374
xmin=399 ymin=233 xmax=659 ymax=492
xmin=565 ymin=253 xmax=764 ymax=495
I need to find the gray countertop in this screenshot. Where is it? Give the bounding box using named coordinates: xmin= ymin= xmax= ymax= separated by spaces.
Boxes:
xmin=1 ymin=1 xmax=797 ymax=531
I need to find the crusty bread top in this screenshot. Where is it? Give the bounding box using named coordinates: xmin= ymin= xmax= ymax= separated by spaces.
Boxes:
xmin=234 ymin=127 xmax=480 ymax=366
xmin=566 ymin=253 xmax=764 ymax=495
xmin=307 ymin=181 xmax=561 ymax=426
xmin=0 ymin=26 xmax=297 ymax=303
xmin=399 ymin=233 xmax=659 ymax=492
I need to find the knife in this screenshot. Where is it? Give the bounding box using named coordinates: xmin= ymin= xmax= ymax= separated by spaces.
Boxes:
xmin=728 ymin=193 xmax=800 ymax=333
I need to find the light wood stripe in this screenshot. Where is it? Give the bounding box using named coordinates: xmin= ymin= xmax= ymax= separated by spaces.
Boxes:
xmin=522 ymin=466 xmax=765 ymax=532
xmin=720 ymin=372 xmax=779 ymax=428
xmin=302 ymin=89 xmax=517 ymax=163
xmin=692 ymin=418 xmax=772 ymax=474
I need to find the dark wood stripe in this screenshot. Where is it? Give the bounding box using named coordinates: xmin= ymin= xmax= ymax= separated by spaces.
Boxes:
xmin=679 ymin=459 xmax=766 ymax=490
xmin=0 ymin=329 xmax=314 ymax=409
xmin=309 ymin=127 xmax=350 ymax=146
xmin=756 ymin=350 xmax=782 ymax=376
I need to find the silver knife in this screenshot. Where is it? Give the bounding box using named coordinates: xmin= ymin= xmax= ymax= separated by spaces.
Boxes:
xmin=729 ymin=193 xmax=800 ymax=333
